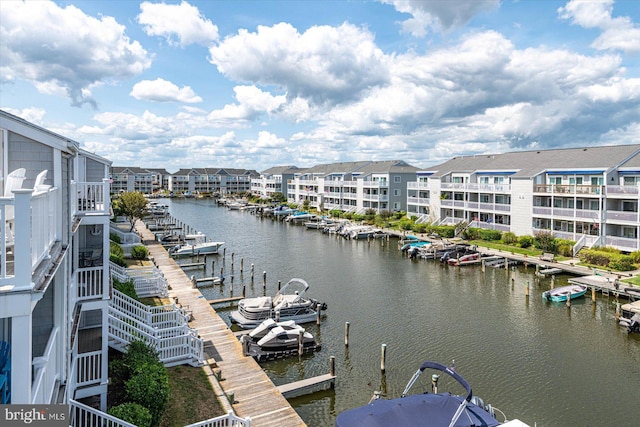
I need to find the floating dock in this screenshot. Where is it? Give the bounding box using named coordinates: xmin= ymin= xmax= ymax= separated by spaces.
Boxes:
xmin=277 ymin=374 xmax=336 ymax=399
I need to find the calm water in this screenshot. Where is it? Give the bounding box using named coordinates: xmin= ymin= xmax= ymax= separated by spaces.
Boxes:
xmin=161 ymin=198 xmax=640 ymax=427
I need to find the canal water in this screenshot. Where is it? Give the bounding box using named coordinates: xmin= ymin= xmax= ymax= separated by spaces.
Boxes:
xmin=160 ymin=198 xmax=640 ymax=427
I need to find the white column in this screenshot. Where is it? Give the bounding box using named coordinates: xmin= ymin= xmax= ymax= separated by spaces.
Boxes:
xmin=13 ymin=190 xmax=33 ymax=291
xmin=11 ymin=314 xmax=33 ymax=403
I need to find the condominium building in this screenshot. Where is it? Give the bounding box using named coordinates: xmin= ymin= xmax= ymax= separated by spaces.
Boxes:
xmin=286 ymin=160 xmax=419 ymax=213
xmin=0 ymin=110 xmax=112 ymax=408
xmin=407 ymin=145 xmax=640 ymax=253
xmin=168 ymin=167 xmax=258 ymax=195
xmin=250 ymin=165 xmax=302 ymax=200
xmin=110 ymin=166 xmax=159 ymax=194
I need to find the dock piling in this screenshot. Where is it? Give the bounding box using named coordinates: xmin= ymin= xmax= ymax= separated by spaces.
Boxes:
xmin=344 ymin=322 xmax=350 ymax=346
xmin=551 ymin=275 xmax=555 ymax=289
xmin=380 ymin=344 xmax=387 ymax=373
xmin=592 ymin=286 xmax=596 ymax=303
xmin=263 ymin=271 xmax=267 ymax=295
xmin=330 ymin=356 xmax=335 ymax=377
xmin=525 ymin=281 xmax=529 ymax=297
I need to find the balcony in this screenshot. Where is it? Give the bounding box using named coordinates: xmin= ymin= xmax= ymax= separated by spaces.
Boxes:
xmin=533 ymin=184 xmax=602 ymax=195
xmin=363 ymin=194 xmax=389 ymax=202
xmin=606 ymin=185 xmax=640 ymax=197
xmin=407 ymin=181 xmax=430 ymax=190
xmin=606 ymin=210 xmax=640 ymax=223
xmin=363 ymin=181 xmax=388 ymax=188
xmin=605 ymin=236 xmax=640 ymax=251
xmin=74 ymin=180 xmax=110 ymax=216
xmin=407 ymin=196 xmax=430 ymax=205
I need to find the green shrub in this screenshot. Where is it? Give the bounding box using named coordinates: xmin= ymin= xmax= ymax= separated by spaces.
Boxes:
xmin=518 ymin=235 xmax=534 ymax=248
xmin=131 ymin=245 xmax=149 ymax=260
xmin=113 ymin=278 xmax=138 ymax=299
xmin=110 ymin=232 xmax=122 ymax=244
xmin=630 ymin=251 xmax=640 ymax=264
xmin=398 ymin=218 xmax=414 ymax=230
xmin=110 ymin=254 xmax=128 ymax=267
xmin=425 ymin=225 xmax=455 ymax=238
xmin=594 ymin=246 xmax=621 ymax=253
xmin=110 ymin=241 xmax=124 ymax=258
xmin=501 ymin=232 xmax=517 ymax=244
xmin=412 ymin=223 xmax=427 ymax=233
xmin=579 ymin=249 xmax=611 ymax=267
xmin=533 ymin=231 xmax=557 ymax=252
xmin=557 ymin=243 xmax=573 ymax=257
xmin=393 ymin=211 xmax=405 ymax=220
xmin=125 ymin=362 xmax=169 ymax=427
xmin=478 ymin=229 xmax=502 ymax=241
xmin=462 ymin=227 xmax=480 ymax=241
xmin=329 ymin=210 xmax=342 ymax=218
xmin=352 ymin=214 xmax=366 ymax=222
xmin=608 ymin=254 xmax=636 ymax=271
xmin=379 ymin=210 xmax=392 ymax=220
xmin=108 ymin=403 xmax=152 ymax=427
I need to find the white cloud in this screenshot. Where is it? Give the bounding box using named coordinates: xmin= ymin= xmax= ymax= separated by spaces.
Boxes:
xmin=0 ymin=0 xmax=152 ymax=107
xmin=558 ymin=0 xmax=640 ymax=53
xmin=130 ymin=78 xmax=202 ymax=103
xmin=138 ymin=1 xmax=219 ymax=47
xmin=380 ymin=0 xmax=499 ymax=36
xmin=209 ymin=22 xmax=389 ymax=106
xmin=207 ymin=86 xmax=287 ymax=127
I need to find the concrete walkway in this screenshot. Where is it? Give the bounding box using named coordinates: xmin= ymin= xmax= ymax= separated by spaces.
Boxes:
xmin=136 ymin=222 xmax=306 ymax=427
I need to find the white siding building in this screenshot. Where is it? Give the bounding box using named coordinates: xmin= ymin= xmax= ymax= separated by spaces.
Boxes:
xmin=0 ymin=110 xmax=111 ymax=408
xmin=407 ymin=145 xmax=640 ymax=252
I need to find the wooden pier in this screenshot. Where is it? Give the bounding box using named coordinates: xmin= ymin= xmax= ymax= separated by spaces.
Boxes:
xmin=136 ymin=221 xmax=307 ymax=427
xmin=277 ymin=374 xmax=336 ymax=399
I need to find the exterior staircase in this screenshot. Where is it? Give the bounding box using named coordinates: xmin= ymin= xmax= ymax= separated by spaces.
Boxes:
xmin=109 ymin=262 xmax=169 ymax=298
xmin=107 ymin=290 xmax=204 ymax=367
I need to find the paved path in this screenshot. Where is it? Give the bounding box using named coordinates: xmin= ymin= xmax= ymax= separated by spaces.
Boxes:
xmin=137 ymin=222 xmax=306 ymax=427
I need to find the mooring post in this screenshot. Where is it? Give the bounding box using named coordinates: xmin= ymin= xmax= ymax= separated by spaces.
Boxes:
xmin=240 ymin=258 xmax=244 ymax=273
xmin=251 ymin=263 xmax=255 ymax=283
xmin=551 ymin=275 xmax=555 ymax=289
xmin=223 ymin=247 xmax=226 ymax=258
xmin=298 ymin=329 xmax=304 ymax=356
xmin=615 ymin=302 xmax=620 ymax=321
xmin=191 ymin=275 xmax=196 ymax=289
xmin=431 ymin=373 xmax=439 ymax=393
xmin=263 ymin=271 xmax=267 ymax=294
xmin=380 ymin=344 xmax=387 ymax=373
xmin=275 ymin=311 xmax=280 ymax=322
xmin=525 ymin=281 xmax=529 ymax=297
xmin=592 ymin=286 xmax=596 ymax=303
xmin=242 ymin=285 xmax=246 ymax=297
xmin=566 ymin=293 xmax=571 ymax=308
xmin=220 ymin=267 xmax=224 ymax=281
xmin=316 ymin=309 xmax=321 ymax=325
xmin=481 ymin=259 xmax=485 ymax=272
xmin=278 ymin=280 xmax=282 ymax=291
xmin=344 ymin=322 xmax=350 ymax=346
xmin=211 ymin=260 xmax=215 ymax=276
xmin=535 ymin=264 xmax=540 ymax=277
xmin=330 ymin=356 xmax=336 ymax=377
xmin=204 ymin=254 xmax=207 ymax=266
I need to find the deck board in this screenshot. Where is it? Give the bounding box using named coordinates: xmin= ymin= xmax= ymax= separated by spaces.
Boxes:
xmin=136 ymin=221 xmax=306 ymax=426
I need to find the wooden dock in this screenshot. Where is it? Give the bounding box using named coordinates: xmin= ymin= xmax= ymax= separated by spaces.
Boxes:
xmin=276 ymin=374 xmax=336 ymax=399
xmin=208 ymin=296 xmax=244 ymax=304
xmin=136 ymin=221 xmax=307 ymax=427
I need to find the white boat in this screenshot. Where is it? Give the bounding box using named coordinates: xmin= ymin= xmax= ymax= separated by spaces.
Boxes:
xmin=240 ymin=320 xmax=320 ymax=360
xmin=248 ymin=318 xmax=301 ymax=340
xmin=169 ymin=232 xmax=224 ymax=257
xmin=230 ymin=278 xmax=328 ymax=329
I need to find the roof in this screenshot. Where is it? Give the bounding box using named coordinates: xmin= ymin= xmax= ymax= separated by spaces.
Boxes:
xmin=261 ymin=165 xmax=302 ymax=175
xmin=357 ymin=160 xmax=420 ymax=175
xmin=428 ymin=144 xmax=640 ymax=178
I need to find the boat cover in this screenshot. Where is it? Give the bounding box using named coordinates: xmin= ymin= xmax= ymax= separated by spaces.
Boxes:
xmin=334 ymin=393 xmax=501 ymax=427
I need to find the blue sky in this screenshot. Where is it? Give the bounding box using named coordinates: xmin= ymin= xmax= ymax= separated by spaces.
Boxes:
xmin=1 ymin=0 xmax=639 ymax=172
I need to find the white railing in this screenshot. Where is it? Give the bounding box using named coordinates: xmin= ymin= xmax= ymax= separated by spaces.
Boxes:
xmin=407 ymin=181 xmax=430 ymax=190
xmin=605 ymin=236 xmax=640 ymax=251
xmin=109 ymin=226 xmax=142 ymax=244
xmin=76 ymin=266 xmax=106 ymax=301
xmin=75 ymin=350 xmax=103 ymax=388
xmin=70 ymin=399 xmax=136 ymax=427
xmin=30 ymin=186 xmax=58 ymax=267
xmin=111 ymin=289 xmax=189 ymax=329
xmin=575 ymin=209 xmax=600 ymax=220
xmin=108 ymin=312 xmax=204 ymax=367
xmin=606 ymin=185 xmax=640 ymax=196
xmin=606 ymin=210 xmax=639 ymax=223
xmin=74 ymin=179 xmax=110 ymax=215
xmin=31 ymin=327 xmax=60 ymax=404
xmin=185 ymin=411 xmax=252 ymax=427
xmin=110 ymin=262 xmax=168 ymax=298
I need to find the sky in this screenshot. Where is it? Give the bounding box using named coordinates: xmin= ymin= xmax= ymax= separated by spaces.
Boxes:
xmin=1 ymin=0 xmax=639 ymax=173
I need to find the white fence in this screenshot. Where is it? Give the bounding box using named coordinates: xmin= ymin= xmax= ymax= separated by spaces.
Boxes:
xmin=31 ymin=327 xmax=60 ymax=404
xmin=69 ymin=399 xmax=136 ymax=427
xmin=185 ymin=411 xmax=252 ymax=427
xmin=110 ymin=262 xmax=168 ymax=297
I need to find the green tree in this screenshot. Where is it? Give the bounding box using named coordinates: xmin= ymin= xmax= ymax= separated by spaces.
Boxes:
xmin=114 ymin=192 xmax=149 ymax=232
xmin=270 ymin=192 xmax=286 ymax=203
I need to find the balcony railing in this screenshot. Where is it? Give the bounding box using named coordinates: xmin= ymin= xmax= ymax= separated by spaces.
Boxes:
xmin=606 ymin=185 xmax=640 ymax=196
xmin=363 ymin=181 xmax=388 ymax=188
xmin=407 ymin=181 xmax=430 ymax=189
xmin=0 ymin=187 xmax=60 ymax=287
xmin=76 ymin=267 xmax=107 ymax=301
xmin=74 ymin=179 xmax=110 ymax=215
xmin=70 ymin=399 xmax=136 ymax=427
xmin=407 ymin=196 xmax=430 ymax=205
xmin=606 ymin=210 xmax=639 ymax=223
xmin=533 ymin=184 xmax=602 ymax=195
xmin=75 ymin=350 xmax=103 ymax=388
xmin=31 ymin=327 xmax=60 ymax=404
xmin=605 ymin=236 xmax=640 ymax=251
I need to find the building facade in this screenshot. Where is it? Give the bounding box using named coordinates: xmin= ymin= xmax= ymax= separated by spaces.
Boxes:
xmin=286 ymin=160 xmax=419 ymax=213
xmin=0 ymin=110 xmax=112 ymax=408
xmin=407 ymin=145 xmax=640 ymax=253
xmin=250 ymin=165 xmax=302 ymax=200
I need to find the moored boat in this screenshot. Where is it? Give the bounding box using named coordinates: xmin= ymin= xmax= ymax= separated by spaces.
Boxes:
xmin=230 ymin=278 xmax=327 ymax=329
xmin=335 ymin=360 xmax=528 ymax=427
xmin=169 ymin=232 xmax=224 ymax=257
xmin=542 ymin=284 xmax=587 ymax=302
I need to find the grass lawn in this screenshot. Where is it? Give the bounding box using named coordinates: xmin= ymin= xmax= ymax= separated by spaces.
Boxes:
xmin=468 ymin=240 xmax=544 ymax=257
xmin=160 ymin=365 xmax=225 ymax=427
xmin=622 ymin=276 xmax=640 ymax=286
